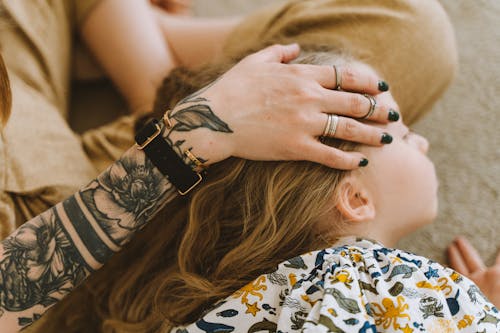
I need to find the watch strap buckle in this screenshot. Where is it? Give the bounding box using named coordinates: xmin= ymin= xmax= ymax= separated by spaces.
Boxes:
xmin=136 ymin=120 xmax=162 ymax=150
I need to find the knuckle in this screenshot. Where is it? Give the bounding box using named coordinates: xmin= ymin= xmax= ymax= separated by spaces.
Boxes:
xmin=376 ymin=101 xmax=389 ymax=116
xmin=342 ymin=66 xmax=358 ymax=86
xmin=288 ymin=64 xmax=306 ymax=76
xmin=330 ymin=152 xmax=356 ymax=170
xmin=348 ymin=94 xmax=366 ymax=117
xmin=290 ymin=110 xmax=310 ymax=127
xmin=287 ymin=140 xmax=308 ymax=159
xmin=296 ymin=86 xmax=322 ymax=104
xmin=367 ymin=74 xmax=378 ymax=91
xmin=340 ymin=118 xmax=359 ymax=140
xmin=324 ymin=150 xmax=343 ymax=167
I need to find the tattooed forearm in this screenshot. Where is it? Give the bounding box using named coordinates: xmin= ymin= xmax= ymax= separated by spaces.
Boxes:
xmin=0 ymin=147 xmax=176 ymax=331
xmin=0 ymin=88 xmax=233 ymax=331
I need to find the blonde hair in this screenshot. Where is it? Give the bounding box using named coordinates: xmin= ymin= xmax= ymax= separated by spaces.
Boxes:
xmin=34 ymin=50 xmax=357 ymax=333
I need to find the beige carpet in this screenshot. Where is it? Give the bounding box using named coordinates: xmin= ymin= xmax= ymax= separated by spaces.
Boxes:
xmin=192 ymin=0 xmax=500 ymax=265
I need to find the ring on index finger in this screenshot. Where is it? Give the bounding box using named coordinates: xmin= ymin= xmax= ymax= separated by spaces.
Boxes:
xmin=361 ymin=94 xmax=377 ymax=119
xmin=333 ymin=65 xmax=342 ymax=91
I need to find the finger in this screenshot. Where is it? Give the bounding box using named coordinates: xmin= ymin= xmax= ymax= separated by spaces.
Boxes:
xmin=284 ymin=63 xmax=386 ymax=96
xmin=302 ymin=139 xmax=367 ymax=170
xmin=454 ymin=236 xmax=486 ymax=272
xmin=447 ymin=242 xmax=470 ymax=275
xmin=314 ymin=114 xmax=389 ymax=147
xmin=321 ymin=91 xmax=399 ymax=124
xmin=246 ymin=44 xmax=301 ymax=64
xmin=336 ymin=64 xmax=389 ymax=95
xmin=375 ymin=91 xmax=401 ymax=122
xmin=496 ymin=249 xmax=500 ymax=266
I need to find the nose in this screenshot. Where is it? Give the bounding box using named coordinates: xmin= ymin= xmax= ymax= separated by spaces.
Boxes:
xmin=415 ymin=134 xmax=429 ymax=154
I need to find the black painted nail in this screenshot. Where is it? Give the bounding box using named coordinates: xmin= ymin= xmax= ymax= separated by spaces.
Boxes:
xmin=378 ymin=80 xmax=389 ymax=92
xmin=381 ymin=133 xmax=393 ymax=144
xmin=388 ymin=109 xmax=400 ymax=122
xmin=358 ymin=158 xmax=369 ymax=167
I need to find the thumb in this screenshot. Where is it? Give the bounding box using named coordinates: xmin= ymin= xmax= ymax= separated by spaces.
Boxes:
xmin=247 ymin=44 xmax=301 ymax=64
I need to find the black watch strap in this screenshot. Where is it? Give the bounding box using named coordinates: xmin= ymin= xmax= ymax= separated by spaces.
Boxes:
xmin=135 ymin=119 xmax=202 ymax=195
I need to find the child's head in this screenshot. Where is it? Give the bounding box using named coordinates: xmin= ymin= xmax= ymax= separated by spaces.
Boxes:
xmin=327 ymin=120 xmax=438 ymax=246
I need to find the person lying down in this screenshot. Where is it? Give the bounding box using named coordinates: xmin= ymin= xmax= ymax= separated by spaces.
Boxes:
xmin=162 ymin=52 xmax=500 ymax=333
xmin=36 ymin=50 xmax=500 ymax=333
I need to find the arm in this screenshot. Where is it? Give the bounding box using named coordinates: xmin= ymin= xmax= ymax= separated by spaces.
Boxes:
xmin=152 ymin=8 xmax=243 ymax=69
xmin=0 ymin=145 xmax=175 ymax=332
xmin=80 ymin=0 xmax=178 ymax=114
xmin=80 ymin=0 xmax=241 ymax=114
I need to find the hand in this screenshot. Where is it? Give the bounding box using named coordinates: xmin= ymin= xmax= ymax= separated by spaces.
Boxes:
xmin=150 ymin=0 xmax=191 ymax=15
xmin=448 ymin=236 xmax=500 ymax=307
xmin=168 ymin=44 xmax=399 ymax=170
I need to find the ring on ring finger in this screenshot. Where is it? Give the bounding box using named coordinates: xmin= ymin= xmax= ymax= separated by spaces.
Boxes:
xmin=321 ymin=114 xmax=340 ymax=138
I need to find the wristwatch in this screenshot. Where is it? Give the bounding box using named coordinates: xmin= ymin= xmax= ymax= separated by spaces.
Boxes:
xmin=135 ymin=119 xmax=202 ymax=195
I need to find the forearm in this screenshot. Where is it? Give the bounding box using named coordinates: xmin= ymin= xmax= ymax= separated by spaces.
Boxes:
xmin=153 ymin=8 xmax=242 ymax=68
xmin=0 ymin=146 xmax=177 ymax=332
xmin=80 ymin=0 xmax=178 ymax=113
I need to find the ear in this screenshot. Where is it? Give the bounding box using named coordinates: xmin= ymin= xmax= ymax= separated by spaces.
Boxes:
xmin=336 ymin=176 xmax=376 ymax=223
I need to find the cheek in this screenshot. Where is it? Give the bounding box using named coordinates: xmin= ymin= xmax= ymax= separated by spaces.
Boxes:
xmin=366 ymin=147 xmax=438 ymax=220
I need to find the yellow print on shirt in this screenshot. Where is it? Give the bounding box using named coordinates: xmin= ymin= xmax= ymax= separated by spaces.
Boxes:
xmin=457 ymin=315 xmax=474 ymax=329
xmin=233 ymin=275 xmax=267 ymax=304
xmin=330 ymin=269 xmax=354 ymax=289
xmin=370 ymin=296 xmax=410 ymax=330
xmin=415 ymin=277 xmax=452 ymax=296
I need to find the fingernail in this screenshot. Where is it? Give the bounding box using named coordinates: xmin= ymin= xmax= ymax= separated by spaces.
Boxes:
xmin=358 ymin=158 xmax=369 ymax=167
xmin=381 ymin=133 xmax=393 ymax=144
xmin=378 ymin=80 xmax=389 ymax=92
xmin=388 ymin=109 xmax=400 ymax=122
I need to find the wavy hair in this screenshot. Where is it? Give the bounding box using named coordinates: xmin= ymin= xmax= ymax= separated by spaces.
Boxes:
xmin=33 ymin=50 xmax=358 ymax=333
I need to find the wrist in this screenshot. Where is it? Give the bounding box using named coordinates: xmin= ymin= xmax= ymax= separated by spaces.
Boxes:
xmin=165 ymin=100 xmax=233 ymax=166
xmin=165 ymin=120 xmax=227 ymax=167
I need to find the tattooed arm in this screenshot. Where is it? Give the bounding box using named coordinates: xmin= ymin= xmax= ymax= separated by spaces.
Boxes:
xmin=0 ymin=82 xmax=236 ymax=330
xmin=0 ymin=142 xmax=174 ymax=331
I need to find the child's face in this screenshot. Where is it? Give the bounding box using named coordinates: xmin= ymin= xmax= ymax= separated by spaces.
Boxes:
xmin=357 ymin=120 xmax=438 ymax=237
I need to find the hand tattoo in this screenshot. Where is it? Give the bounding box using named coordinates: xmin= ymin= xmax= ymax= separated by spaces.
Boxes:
xmin=165 ymin=82 xmax=233 ymax=167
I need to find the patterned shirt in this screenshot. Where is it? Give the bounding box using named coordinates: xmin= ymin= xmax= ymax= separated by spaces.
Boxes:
xmin=172 ymin=237 xmax=500 ymax=333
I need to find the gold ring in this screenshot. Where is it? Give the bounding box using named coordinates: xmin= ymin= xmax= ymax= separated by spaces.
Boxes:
xmin=361 ymin=94 xmax=377 ymax=119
